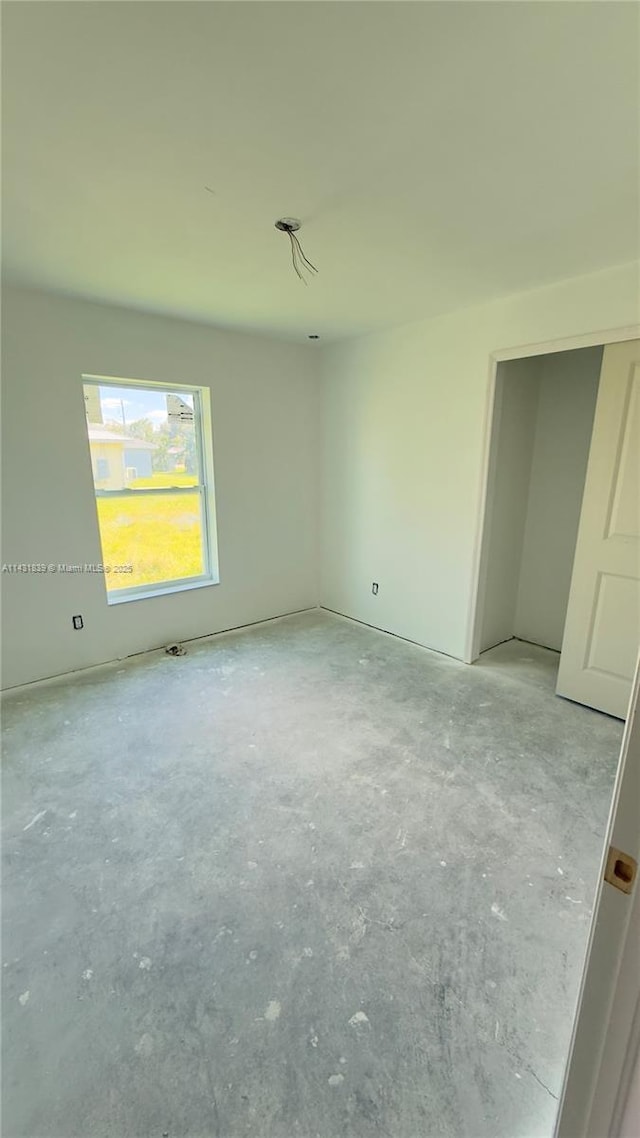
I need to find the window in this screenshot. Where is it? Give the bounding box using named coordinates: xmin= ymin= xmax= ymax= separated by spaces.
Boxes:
xmin=82 ymin=376 xmax=218 ymax=603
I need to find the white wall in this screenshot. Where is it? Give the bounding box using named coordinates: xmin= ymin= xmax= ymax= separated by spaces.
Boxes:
xmin=320 ymin=261 xmax=639 ymax=661
xmin=477 ymin=357 xmax=541 ymax=652
xmin=514 ymin=347 xmax=601 ymax=651
xmin=1 ymin=287 xmax=320 ymax=689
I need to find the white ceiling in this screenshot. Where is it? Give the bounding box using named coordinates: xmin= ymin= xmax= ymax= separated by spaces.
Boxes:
xmin=3 ymin=1 xmax=639 ymax=342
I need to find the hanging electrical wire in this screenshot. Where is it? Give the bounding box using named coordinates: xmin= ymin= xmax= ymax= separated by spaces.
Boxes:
xmin=275 ymin=218 xmax=318 ymax=284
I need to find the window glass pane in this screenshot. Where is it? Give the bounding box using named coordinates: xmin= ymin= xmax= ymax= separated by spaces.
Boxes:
xmin=96 ymin=490 xmax=206 ymax=593
xmin=84 ymin=383 xmax=200 ymax=491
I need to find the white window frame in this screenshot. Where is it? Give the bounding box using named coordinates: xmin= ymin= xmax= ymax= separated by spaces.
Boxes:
xmin=83 ymin=374 xmax=219 ymax=605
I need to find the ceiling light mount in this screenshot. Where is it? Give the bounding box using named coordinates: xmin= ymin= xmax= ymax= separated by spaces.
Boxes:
xmin=275 ymin=217 xmax=318 ymax=283
xmin=275 ymin=217 xmax=301 ymax=234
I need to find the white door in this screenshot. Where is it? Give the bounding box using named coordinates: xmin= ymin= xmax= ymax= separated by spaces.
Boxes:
xmin=555 ymin=654 xmax=640 ymax=1137
xmin=557 ymin=340 xmax=640 ymax=718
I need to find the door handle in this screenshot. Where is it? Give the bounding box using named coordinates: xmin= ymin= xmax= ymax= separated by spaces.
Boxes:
xmin=604 ymin=846 xmax=637 ymax=894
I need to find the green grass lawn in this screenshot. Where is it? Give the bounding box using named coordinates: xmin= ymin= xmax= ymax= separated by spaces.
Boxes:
xmin=97 ymin=484 xmax=204 ymax=591
xmin=128 ymin=472 xmax=198 ymax=489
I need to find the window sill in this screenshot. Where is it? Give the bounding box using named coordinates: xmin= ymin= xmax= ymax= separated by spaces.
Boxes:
xmin=106 ymin=575 xmax=219 ymax=605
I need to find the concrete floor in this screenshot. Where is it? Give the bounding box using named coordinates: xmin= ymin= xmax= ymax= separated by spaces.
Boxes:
xmin=2 ymin=611 xmax=623 ymax=1138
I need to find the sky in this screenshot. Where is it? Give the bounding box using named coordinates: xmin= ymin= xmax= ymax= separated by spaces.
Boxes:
xmin=92 ymin=385 xmax=194 ymax=429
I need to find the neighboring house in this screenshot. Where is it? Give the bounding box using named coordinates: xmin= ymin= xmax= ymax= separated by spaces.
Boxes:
xmin=87 ymin=424 xmax=155 ymax=489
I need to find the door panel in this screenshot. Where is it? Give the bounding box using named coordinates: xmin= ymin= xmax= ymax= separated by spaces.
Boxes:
xmin=557 ymin=341 xmax=640 ymax=718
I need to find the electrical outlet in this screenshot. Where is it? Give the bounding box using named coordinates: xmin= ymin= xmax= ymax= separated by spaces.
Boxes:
xmin=72 ymin=615 xmax=84 ymax=630
xmin=371 ymin=582 xmax=379 ymax=595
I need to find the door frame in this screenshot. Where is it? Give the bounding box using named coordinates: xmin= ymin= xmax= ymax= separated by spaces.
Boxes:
xmin=555 ymin=653 xmax=640 ymax=1136
xmin=464 ymin=323 xmax=640 ymax=665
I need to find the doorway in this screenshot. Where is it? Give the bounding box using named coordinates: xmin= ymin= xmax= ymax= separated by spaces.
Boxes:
xmin=472 ymin=345 xmax=601 ymax=672
xmin=470 ymin=336 xmax=640 ymax=719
